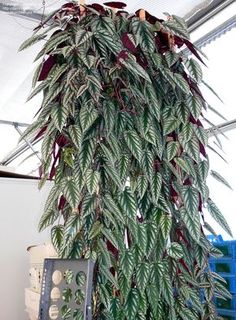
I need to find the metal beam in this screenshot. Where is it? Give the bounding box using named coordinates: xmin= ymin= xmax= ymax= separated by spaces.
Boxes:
xmin=0 ymin=119 xmax=29 ymax=127
xmin=187 ymin=0 xmax=235 ymax=32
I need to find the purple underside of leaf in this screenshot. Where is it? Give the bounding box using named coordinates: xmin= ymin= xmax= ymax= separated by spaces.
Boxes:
xmin=87 ymin=4 xmax=106 ymax=13
xmin=121 ymin=33 xmax=137 ymax=54
xmin=103 ymin=2 xmax=127 ymax=9
xmin=33 ymin=126 xmax=47 ymax=141
xmin=199 ymin=142 xmax=207 ymax=158
xmin=184 ymin=39 xmax=207 ymax=66
xmin=38 ymin=55 xmax=56 ymax=81
xmin=61 ymin=2 xmax=76 ymax=9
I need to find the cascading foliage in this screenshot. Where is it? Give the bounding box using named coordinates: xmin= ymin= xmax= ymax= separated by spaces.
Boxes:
xmin=20 ymin=1 xmax=232 ymax=319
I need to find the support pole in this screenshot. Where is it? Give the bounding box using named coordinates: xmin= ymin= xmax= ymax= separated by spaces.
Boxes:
xmin=139 ymin=9 xmax=146 ymax=21
xmin=79 ymin=0 xmax=85 ymax=15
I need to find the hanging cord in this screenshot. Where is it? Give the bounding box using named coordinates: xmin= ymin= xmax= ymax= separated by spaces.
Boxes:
xmin=41 ymin=0 xmax=46 ymax=25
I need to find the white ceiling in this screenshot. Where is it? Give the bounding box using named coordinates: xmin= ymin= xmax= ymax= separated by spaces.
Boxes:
xmin=2 ymin=0 xmax=210 ymax=18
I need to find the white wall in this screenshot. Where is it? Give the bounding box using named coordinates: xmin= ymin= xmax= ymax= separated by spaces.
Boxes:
xmin=0 ymin=178 xmax=51 ymax=320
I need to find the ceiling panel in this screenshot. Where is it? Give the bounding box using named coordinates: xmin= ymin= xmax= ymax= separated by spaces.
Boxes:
xmin=1 ymin=0 xmax=209 ymax=19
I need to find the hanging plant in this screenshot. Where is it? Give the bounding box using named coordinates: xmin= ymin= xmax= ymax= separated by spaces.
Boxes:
xmin=20 ymin=2 xmax=232 ymax=319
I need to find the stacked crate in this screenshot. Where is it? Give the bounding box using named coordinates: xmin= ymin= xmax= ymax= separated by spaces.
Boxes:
xmin=209 ymin=237 xmax=236 ymax=320
xmin=25 ymin=243 xmax=58 ymax=320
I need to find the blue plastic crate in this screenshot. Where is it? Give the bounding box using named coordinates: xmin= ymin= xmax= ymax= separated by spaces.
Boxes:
xmin=215 ymin=294 xmax=236 ymax=311
xmin=209 ymin=258 xmax=236 ymax=275
xmin=217 ymin=308 xmax=236 ymax=319
xmin=220 ymin=275 xmax=236 ymax=294
xmin=214 ymin=241 xmax=236 ymax=259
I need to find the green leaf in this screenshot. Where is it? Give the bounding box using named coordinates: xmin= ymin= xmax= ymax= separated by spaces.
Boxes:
xmin=79 ymin=105 xmax=98 ymax=132
xmin=136 ymin=262 xmax=150 ymax=292
xmin=185 ymin=58 xmax=203 ymax=83
xmin=150 ymin=173 xmax=162 ymax=204
xmin=19 ymin=120 xmax=45 ymax=143
xmin=124 ymin=130 xmax=143 ymax=161
xmin=124 ymin=288 xmax=140 ymax=320
xmin=49 ymin=64 xmax=68 ymax=87
xmin=88 ymin=221 xmax=102 ymax=240
xmin=103 ymin=100 xmax=116 ymax=135
xmin=173 ymin=73 xmax=190 ymax=94
xmin=75 ymin=29 xmax=93 ymax=46
xmin=68 ymin=125 xmax=83 ymax=149
xmin=63 ymin=213 xmax=80 ymax=245
xmin=39 ymin=208 xmax=59 ymax=232
xmin=210 ymin=170 xmax=232 ymax=190
xmin=62 ymin=178 xmax=81 ymax=209
xmin=179 ymin=123 xmax=193 ymax=143
xmin=118 ymin=155 xmax=129 ymax=180
xmin=131 ymin=19 xmax=155 ymax=52
xmin=86 ymin=169 xmax=100 ymax=194
xmin=119 ymin=188 xmax=137 ymax=220
xmin=120 ymin=57 xmax=151 ymax=83
xmin=136 ymin=223 xmax=147 ymax=252
xmin=207 ymin=199 xmax=232 ymax=237
xmin=41 ymin=132 xmax=55 ymax=161
xmin=51 ymin=225 xmax=64 ymax=253
xmin=160 ymin=215 xmax=172 ymax=239
xmin=180 ymin=207 xmax=201 ymax=241
xmin=81 ymin=194 xmax=96 ymax=217
xmin=163 ymin=117 xmax=180 ymax=135
xmin=120 ymin=250 xmax=135 ymax=280
xmin=161 ymin=272 xmax=174 ymax=305
xmin=187 ymin=95 xmax=202 ymax=119
xmin=19 ymin=33 xmax=47 ymax=51
xmin=101 ymin=227 xmax=118 ymax=249
xmin=51 ymin=104 xmax=69 ymax=132
xmin=167 ymin=242 xmax=183 ymax=259
xmin=39 ymin=185 xmax=60 ymax=231
xmin=141 ymin=151 xmax=154 ymax=178
xmin=194 ymin=125 xmax=208 ymax=146
xmin=137 ymin=175 xmax=148 ymax=199
xmin=44 ymin=32 xmax=69 ymax=55
xmin=100 ymin=264 xmax=119 ymax=288
xmin=79 ymin=138 xmax=96 ymax=173
xmin=181 ymin=136 xmax=200 ymax=163
xmin=104 ymin=161 xmax=123 ymax=189
xmin=27 ymin=81 xmax=49 ymax=102
xmin=181 ymin=186 xmax=199 ymax=215
xmin=163 ymin=18 xmax=189 ymax=39
xmin=103 ymin=194 xmax=125 ymax=224
xmin=166 ymin=141 xmax=180 ymax=161
xmin=174 ymin=157 xmax=190 ymax=175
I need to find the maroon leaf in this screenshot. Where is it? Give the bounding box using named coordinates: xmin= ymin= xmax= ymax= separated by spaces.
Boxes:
xmin=49 ymin=150 xmax=61 ymax=180
xmin=103 ymin=1 xmax=126 ymax=9
xmin=38 ymin=55 xmax=56 ymax=81
xmin=189 ymin=114 xmax=198 ymax=125
xmin=199 ymin=142 xmax=207 ymax=158
xmin=56 ymin=135 xmax=69 ymax=147
xmin=183 ymin=178 xmax=192 ymax=186
xmin=183 ymin=39 xmax=206 ymax=66
xmin=198 ymin=194 xmax=203 ymax=212
xmin=33 ymin=125 xmax=47 ymax=141
xmin=121 ymin=33 xmax=137 ymax=54
xmin=61 ymin=2 xmax=76 ymax=9
xmin=107 ymin=240 xmax=119 ymax=259
xmin=174 ymin=35 xmax=184 ymax=48
xmin=58 ymin=195 xmax=66 ymax=210
xmin=117 ymin=50 xmax=129 ymax=61
xmin=87 ymin=3 xmax=106 ymax=13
